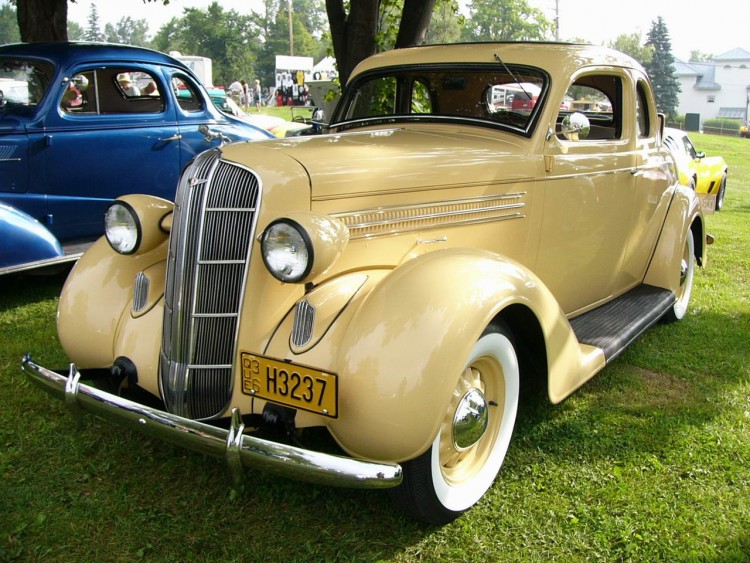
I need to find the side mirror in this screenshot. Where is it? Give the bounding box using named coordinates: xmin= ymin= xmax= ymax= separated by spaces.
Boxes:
xmin=558 ymin=112 xmax=590 ymax=141
xmin=695 ymin=151 xmax=706 ymax=159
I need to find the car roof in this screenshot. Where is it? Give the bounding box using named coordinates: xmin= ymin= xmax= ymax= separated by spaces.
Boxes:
xmin=0 ymin=42 xmax=186 ymax=69
xmin=349 ymin=41 xmax=644 ymax=83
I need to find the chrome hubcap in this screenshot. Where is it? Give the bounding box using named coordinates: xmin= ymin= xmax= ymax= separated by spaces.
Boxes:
xmin=452 ymin=388 xmax=488 ymax=449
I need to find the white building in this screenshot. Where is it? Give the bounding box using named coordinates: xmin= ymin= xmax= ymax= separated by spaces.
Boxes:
xmin=674 ymin=47 xmax=750 ymax=126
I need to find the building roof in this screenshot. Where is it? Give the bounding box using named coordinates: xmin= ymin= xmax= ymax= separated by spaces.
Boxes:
xmin=714 ymin=48 xmax=750 ymax=61
xmin=674 ymin=59 xmax=720 ymax=90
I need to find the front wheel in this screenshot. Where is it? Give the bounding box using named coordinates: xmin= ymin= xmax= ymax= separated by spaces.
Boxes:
xmin=663 ymin=231 xmax=695 ymax=323
xmin=389 ymin=323 xmax=519 ymax=524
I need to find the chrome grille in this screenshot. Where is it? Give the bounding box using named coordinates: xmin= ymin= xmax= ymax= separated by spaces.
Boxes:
xmin=160 ymin=149 xmax=261 ymax=420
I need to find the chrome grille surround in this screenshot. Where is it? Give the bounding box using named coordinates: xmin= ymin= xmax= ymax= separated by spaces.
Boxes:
xmin=159 ymin=149 xmax=261 ymax=420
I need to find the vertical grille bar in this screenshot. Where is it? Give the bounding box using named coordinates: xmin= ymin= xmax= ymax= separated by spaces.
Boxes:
xmin=160 ymin=149 xmax=261 ymax=420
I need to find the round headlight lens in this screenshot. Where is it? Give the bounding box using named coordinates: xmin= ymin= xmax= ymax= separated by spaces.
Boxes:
xmin=105 ymin=201 xmax=140 ymax=254
xmin=261 ymin=220 xmax=312 ymax=282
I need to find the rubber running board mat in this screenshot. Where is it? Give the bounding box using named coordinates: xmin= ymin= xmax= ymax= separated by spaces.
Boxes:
xmin=569 ymin=284 xmax=675 ymax=362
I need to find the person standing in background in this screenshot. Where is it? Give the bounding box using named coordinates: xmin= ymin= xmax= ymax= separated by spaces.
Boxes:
xmin=254 ymin=79 xmax=262 ymax=112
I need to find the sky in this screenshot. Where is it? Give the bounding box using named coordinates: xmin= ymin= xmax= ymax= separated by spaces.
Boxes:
xmin=67 ymin=0 xmax=749 ymax=62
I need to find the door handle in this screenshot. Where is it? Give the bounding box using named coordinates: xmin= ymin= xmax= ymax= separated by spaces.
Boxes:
xmin=159 ymin=134 xmax=182 ymax=142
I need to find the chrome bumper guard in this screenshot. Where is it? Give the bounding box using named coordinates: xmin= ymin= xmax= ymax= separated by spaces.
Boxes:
xmin=22 ymin=357 xmax=402 ymax=489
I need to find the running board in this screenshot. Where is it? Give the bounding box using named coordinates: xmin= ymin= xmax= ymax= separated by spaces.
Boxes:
xmin=569 ymin=285 xmax=675 ymax=363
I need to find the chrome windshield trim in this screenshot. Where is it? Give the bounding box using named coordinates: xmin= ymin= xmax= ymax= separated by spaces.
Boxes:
xmin=22 ymin=357 xmax=402 ymax=489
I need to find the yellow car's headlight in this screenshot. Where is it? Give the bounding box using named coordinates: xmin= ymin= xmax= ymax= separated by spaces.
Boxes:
xmin=261 ymin=219 xmax=312 ymax=282
xmin=105 ymin=201 xmax=140 ymax=254
xmin=260 ymin=213 xmax=349 ymax=283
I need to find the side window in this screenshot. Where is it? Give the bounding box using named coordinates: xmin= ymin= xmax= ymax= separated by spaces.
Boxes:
xmin=61 ymin=71 xmax=97 ymax=113
xmin=411 ymin=80 xmax=432 ymax=114
xmin=344 ymin=76 xmax=396 ymax=119
xmin=172 ymin=76 xmax=204 ymax=112
xmin=61 ymin=68 xmax=164 ymax=115
xmin=560 ymin=75 xmax=622 ymax=140
xmin=636 ymin=80 xmax=651 ymax=137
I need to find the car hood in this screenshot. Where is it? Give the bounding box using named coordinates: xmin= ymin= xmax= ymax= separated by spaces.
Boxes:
xmin=234 ymin=126 xmax=538 ymax=201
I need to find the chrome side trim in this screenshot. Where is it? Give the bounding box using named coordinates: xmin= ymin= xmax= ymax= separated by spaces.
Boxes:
xmin=22 ymin=357 xmax=402 ymax=489
xmin=132 ymin=272 xmax=149 ymax=314
xmin=332 ymin=192 xmax=526 ymax=240
xmin=291 ymin=300 xmax=315 ymax=347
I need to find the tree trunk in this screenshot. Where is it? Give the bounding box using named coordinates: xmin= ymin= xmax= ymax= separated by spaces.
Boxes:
xmin=395 ymin=0 xmax=437 ymax=48
xmin=326 ymin=0 xmax=379 ymax=86
xmin=17 ymin=0 xmax=68 ymax=42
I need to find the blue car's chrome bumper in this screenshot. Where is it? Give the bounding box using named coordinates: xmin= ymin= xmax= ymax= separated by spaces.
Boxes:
xmin=21 ymin=356 xmax=402 ymax=489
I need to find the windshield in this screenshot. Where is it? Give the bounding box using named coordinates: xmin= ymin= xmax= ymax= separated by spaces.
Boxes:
xmin=332 ymin=64 xmax=548 ymax=135
xmin=0 ymin=58 xmax=54 ymax=113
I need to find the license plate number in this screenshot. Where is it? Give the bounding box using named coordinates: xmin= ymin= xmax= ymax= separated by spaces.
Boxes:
xmin=240 ymin=353 xmax=338 ymax=418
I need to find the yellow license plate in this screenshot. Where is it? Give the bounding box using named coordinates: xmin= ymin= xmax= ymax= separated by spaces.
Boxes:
xmin=240 ymin=353 xmax=338 ymax=418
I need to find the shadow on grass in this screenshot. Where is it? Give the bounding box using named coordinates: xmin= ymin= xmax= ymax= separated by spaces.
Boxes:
xmin=0 ymin=265 xmax=71 ymax=313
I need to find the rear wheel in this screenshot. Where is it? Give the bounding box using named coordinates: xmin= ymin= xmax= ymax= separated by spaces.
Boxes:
xmin=663 ymin=231 xmax=695 ymax=323
xmin=389 ymin=323 xmax=519 ymax=524
xmin=715 ymin=173 xmax=727 ymax=211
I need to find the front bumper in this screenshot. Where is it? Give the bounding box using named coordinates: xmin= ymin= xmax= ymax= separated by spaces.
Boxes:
xmin=21 ymin=356 xmax=402 ymax=489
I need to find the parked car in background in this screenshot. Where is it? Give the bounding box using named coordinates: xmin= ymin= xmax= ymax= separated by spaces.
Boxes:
xmin=0 ymin=42 xmax=272 ymax=275
xmin=663 ymin=127 xmax=728 ymax=211
xmin=740 ymin=123 xmax=750 ymax=138
xmin=24 ymin=42 xmax=707 ymax=524
xmin=208 ymin=87 xmax=313 ymax=137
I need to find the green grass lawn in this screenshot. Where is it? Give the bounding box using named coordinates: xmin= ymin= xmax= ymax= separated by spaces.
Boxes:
xmin=1 ymin=133 xmax=748 ymax=562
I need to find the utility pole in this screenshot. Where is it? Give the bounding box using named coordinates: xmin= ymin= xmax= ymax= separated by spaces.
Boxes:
xmin=288 ymin=0 xmax=294 ymax=56
xmin=555 ymin=0 xmax=559 ymax=41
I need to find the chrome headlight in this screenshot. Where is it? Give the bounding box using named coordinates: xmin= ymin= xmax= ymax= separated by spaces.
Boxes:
xmin=261 ymin=219 xmax=312 ymax=282
xmin=105 ymin=201 xmax=140 ymax=254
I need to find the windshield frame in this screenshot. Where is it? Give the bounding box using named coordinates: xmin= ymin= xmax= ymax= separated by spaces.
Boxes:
xmin=330 ymin=62 xmax=550 ymax=138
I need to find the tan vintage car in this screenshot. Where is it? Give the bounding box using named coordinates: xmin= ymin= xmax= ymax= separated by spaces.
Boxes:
xmin=23 ymin=42 xmax=708 ymax=524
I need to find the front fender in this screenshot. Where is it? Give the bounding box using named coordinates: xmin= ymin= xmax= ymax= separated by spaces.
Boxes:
xmin=0 ymin=203 xmax=63 ymax=272
xmin=58 ymin=236 xmax=168 ymax=370
xmin=328 ymin=248 xmax=592 ymax=462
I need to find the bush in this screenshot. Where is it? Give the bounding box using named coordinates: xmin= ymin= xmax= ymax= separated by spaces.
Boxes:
xmin=702 ymin=117 xmax=741 ymax=135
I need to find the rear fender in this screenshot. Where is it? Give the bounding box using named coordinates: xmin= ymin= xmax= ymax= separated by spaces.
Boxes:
xmin=644 ymin=185 xmax=704 ymax=292
xmin=327 ymin=248 xmax=597 ymax=462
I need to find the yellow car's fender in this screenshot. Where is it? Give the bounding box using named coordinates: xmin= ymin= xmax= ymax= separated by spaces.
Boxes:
xmin=326 ymin=247 xmax=601 ymax=462
xmin=57 ymin=195 xmax=171 ymax=368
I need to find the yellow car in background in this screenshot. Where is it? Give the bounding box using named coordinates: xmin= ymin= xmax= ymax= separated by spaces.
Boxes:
xmin=740 ymin=123 xmax=749 ymax=138
xmin=664 ymin=128 xmax=728 ymax=211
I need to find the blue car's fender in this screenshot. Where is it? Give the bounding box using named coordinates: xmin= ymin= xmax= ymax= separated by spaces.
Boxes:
xmin=0 ymin=202 xmax=65 ymax=273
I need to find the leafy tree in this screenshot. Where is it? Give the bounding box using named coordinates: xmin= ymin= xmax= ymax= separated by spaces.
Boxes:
xmin=644 ymin=16 xmax=680 ymax=119
xmin=259 ymin=3 xmax=327 ymax=87
xmin=104 ymin=17 xmax=150 ymax=47
xmin=426 ymin=1 xmax=463 ymax=44
xmin=84 ymin=2 xmax=104 ymax=42
xmin=462 ymin=0 xmax=552 ymax=42
xmin=607 ymin=32 xmax=653 ymax=66
xmin=68 ymin=20 xmax=84 ymax=41
xmin=0 ymin=1 xmax=20 ymax=44
xmin=151 ymin=2 xmax=263 ymax=88
xmin=689 ymin=50 xmax=714 ymax=63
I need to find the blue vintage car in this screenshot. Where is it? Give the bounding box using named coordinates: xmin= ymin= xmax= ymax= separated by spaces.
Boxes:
xmin=0 ymin=42 xmax=272 ymax=275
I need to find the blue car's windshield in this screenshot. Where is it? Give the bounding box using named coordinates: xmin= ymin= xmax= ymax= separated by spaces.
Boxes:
xmin=0 ymin=58 xmax=53 ymax=113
